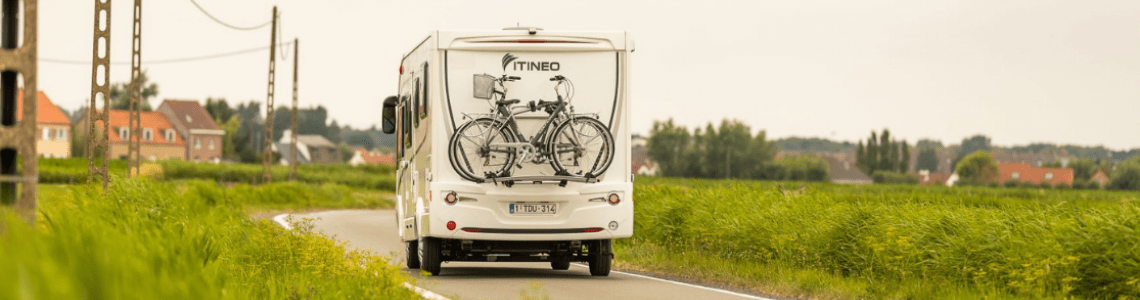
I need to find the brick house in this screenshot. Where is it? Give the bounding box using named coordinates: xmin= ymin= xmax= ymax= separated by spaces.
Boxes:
xmin=76 ymin=110 xmax=186 ymax=161
xmin=348 ymin=147 xmax=395 ymax=166
xmin=157 ymin=100 xmax=225 ymax=162
xmin=17 ymin=90 xmax=71 ymax=158
xmin=997 ymin=163 xmax=1074 ymax=187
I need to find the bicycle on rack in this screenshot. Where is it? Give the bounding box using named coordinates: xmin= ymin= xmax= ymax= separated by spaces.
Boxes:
xmin=448 ymin=74 xmax=615 ymax=183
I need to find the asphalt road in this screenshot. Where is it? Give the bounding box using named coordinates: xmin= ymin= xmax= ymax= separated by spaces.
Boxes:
xmin=290 ymin=210 xmax=772 ymax=300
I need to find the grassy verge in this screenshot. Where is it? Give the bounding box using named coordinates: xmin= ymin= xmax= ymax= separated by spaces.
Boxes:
xmin=0 ymin=180 xmax=417 ymax=300
xmin=617 ymin=177 xmax=1140 ymax=299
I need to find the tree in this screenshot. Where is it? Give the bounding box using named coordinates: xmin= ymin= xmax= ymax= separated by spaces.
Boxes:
xmin=1109 ymin=157 xmax=1140 ymax=190
xmin=857 ymin=129 xmax=908 ymax=175
xmin=205 ymin=97 xmax=235 ymax=123
xmin=954 ymin=135 xmax=992 ymax=167
xmin=900 ymin=140 xmax=910 ymax=173
xmin=916 ymin=139 xmax=943 ymax=149
xmin=955 ymin=151 xmax=999 ymax=186
xmin=648 ymin=119 xmax=691 ymax=177
xmin=916 ymin=148 xmax=939 ymax=172
xmin=220 ymin=115 xmax=240 ymax=159
xmin=109 ymin=70 xmax=158 ymax=111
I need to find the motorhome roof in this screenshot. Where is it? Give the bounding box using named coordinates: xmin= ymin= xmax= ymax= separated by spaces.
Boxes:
xmin=434 ymin=29 xmax=631 ymax=51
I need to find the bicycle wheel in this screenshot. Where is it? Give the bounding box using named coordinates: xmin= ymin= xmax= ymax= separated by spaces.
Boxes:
xmin=547 ymin=117 xmax=614 ymax=177
xmin=449 ymin=118 xmax=517 ymax=181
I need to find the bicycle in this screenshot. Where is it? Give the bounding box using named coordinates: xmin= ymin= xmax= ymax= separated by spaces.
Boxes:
xmin=448 ymin=74 xmax=615 ymax=183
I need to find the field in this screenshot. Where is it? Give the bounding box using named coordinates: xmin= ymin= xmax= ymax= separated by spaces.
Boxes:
xmin=36 ymin=158 xmax=396 ymax=190
xmin=617 ymin=177 xmax=1140 ymax=299
xmin=1 ymin=168 xmax=413 ymax=299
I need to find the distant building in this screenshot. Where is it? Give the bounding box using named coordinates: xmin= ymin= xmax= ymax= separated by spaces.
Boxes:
xmin=997 ymin=163 xmax=1074 ymax=186
xmin=76 ymin=110 xmax=186 ymax=161
xmin=277 ymin=130 xmax=342 ymax=164
xmin=917 ymin=170 xmax=953 ymax=186
xmin=348 ymin=148 xmax=395 ymax=166
xmin=992 ymin=151 xmax=1078 ymax=168
xmin=1090 ymin=170 xmax=1110 ymax=188
xmin=819 ymin=155 xmax=872 ymax=185
xmin=17 ymin=90 xmax=71 ymax=158
xmin=632 ymin=160 xmax=658 ymax=176
xmin=157 ymin=100 xmax=225 ymax=163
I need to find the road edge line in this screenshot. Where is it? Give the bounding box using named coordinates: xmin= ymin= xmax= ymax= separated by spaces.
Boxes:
xmin=570 ymin=263 xmax=775 ymax=300
xmin=271 ymin=213 xmax=451 ymax=300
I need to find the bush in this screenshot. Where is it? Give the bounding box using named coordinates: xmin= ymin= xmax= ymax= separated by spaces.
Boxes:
xmin=0 ymin=179 xmax=418 ymax=299
xmin=1110 ymin=157 xmax=1140 ymax=190
xmin=871 ymin=171 xmax=918 ymax=184
xmin=771 ymin=155 xmax=829 ymax=182
xmin=1004 ymin=179 xmax=1019 ymax=188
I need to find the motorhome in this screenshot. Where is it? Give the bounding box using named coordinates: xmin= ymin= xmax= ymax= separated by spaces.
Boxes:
xmin=382 ymin=27 xmax=634 ymax=276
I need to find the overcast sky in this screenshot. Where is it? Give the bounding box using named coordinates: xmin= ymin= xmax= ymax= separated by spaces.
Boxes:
xmin=36 ymin=0 xmax=1140 ymax=149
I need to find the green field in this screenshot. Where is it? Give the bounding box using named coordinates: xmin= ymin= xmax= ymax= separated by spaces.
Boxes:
xmin=0 ymin=179 xmax=415 ymax=300
xmin=618 ymin=177 xmax=1140 ymax=299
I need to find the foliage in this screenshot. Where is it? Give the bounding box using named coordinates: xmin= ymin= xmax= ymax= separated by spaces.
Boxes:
xmin=1109 ymin=157 xmax=1140 ymax=190
xmin=158 ymin=160 xmax=395 ymax=190
xmin=915 ymin=139 xmax=943 ymax=149
xmin=0 ymin=180 xmax=416 ymax=300
xmin=772 ymin=137 xmax=855 ymax=152
xmin=954 ymin=135 xmax=992 ymax=168
xmin=647 ymin=118 xmax=777 ymax=179
xmin=1068 ymin=159 xmax=1099 ymax=181
xmin=770 ymin=155 xmax=829 ymax=181
xmin=871 ymin=171 xmax=918 ymax=184
xmin=915 ymin=147 xmax=939 ymax=172
xmin=108 ymin=70 xmax=159 ymax=111
xmin=955 ymin=151 xmax=999 ymax=185
xmin=619 ymin=177 xmax=1140 ymax=299
xmin=856 ymin=129 xmax=910 ymax=175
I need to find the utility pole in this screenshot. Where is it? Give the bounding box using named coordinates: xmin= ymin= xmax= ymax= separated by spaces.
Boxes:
xmin=0 ymin=0 xmax=39 ymax=223
xmin=261 ymin=6 xmax=277 ymax=184
xmin=127 ymin=0 xmax=142 ymax=177
xmin=88 ymin=0 xmax=111 ymax=192
xmin=289 ymin=38 xmax=298 ymax=181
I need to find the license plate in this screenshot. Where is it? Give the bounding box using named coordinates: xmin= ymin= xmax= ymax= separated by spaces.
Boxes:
xmin=509 ymin=203 xmax=557 ymax=215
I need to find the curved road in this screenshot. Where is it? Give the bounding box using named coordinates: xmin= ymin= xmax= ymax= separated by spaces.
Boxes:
xmin=289 ymin=210 xmax=772 ymax=300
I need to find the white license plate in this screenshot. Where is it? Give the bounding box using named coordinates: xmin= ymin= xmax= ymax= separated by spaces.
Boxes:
xmin=509 ymin=203 xmax=557 ymax=215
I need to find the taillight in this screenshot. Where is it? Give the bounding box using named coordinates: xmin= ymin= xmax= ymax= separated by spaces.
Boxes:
xmin=584 ymin=228 xmax=604 ymax=233
xmin=445 ymin=192 xmax=458 ymax=205
xmin=399 ymin=65 xmax=403 ymax=74
xmin=447 ymin=221 xmax=456 ymax=231
xmin=607 ymin=193 xmax=620 ymax=205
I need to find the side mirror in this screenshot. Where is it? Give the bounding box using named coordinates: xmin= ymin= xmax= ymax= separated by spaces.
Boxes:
xmin=382 ymin=96 xmax=398 ymax=134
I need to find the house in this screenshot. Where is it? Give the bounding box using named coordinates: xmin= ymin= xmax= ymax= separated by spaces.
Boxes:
xmin=157 ymin=100 xmax=225 ymax=162
xmin=632 ymin=160 xmax=658 ymax=176
xmin=16 ymin=90 xmax=71 ymax=158
xmin=76 ymin=110 xmax=186 ymax=161
xmin=997 ymin=163 xmax=1074 ymax=187
xmin=348 ymin=148 xmax=395 ymax=166
xmin=917 ymin=170 xmax=953 ymax=186
xmin=820 ymin=156 xmax=872 ymax=185
xmin=992 ymin=151 xmax=1078 ymax=168
xmin=277 ymin=130 xmax=342 ymax=164
xmin=1090 ymin=170 xmax=1110 ymax=188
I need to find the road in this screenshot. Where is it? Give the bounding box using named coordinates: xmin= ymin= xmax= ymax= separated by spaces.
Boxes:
xmin=288 ymin=210 xmax=773 ymax=300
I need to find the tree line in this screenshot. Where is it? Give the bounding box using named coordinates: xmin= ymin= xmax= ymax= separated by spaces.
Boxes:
xmin=647 ymin=119 xmax=829 ymax=181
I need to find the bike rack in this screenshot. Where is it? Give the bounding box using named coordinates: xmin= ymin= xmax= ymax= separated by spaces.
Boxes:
xmin=490 ymin=175 xmax=599 ymax=187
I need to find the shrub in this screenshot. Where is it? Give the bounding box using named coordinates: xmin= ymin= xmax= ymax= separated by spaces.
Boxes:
xmin=871 ymin=171 xmax=918 ymax=184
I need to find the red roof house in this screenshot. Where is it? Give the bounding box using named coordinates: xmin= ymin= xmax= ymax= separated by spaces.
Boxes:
xmin=997 ymin=163 xmax=1074 ymax=187
xmin=17 ymin=90 xmax=72 ymax=158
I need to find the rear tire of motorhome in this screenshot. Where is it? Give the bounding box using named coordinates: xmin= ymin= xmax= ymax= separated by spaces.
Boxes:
xmin=548 ymin=117 xmax=615 ymax=178
xmin=449 ymin=118 xmax=518 ymax=182
xmin=588 ymin=239 xmax=612 ymax=276
xmin=405 ymin=241 xmax=421 ymax=269
xmin=551 ymin=260 xmax=570 ymax=270
xmin=419 ymin=237 xmax=442 ymax=276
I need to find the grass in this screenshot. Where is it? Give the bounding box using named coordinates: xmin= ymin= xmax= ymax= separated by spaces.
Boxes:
xmin=617 ymin=177 xmax=1140 ymax=299
xmin=0 ymin=179 xmax=416 ymax=300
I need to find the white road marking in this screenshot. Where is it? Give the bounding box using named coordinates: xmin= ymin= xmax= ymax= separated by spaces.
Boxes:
xmin=571 ymin=263 xmax=776 ymax=300
xmin=271 ymin=213 xmax=451 ymax=300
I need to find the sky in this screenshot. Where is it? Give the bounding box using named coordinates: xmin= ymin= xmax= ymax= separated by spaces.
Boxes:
xmin=35 ymin=0 xmax=1140 ymax=149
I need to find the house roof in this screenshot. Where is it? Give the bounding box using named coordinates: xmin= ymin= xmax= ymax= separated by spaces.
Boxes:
xmin=919 ymin=172 xmax=953 ymax=185
xmin=158 ymin=99 xmax=221 ymax=130
xmin=16 ymin=90 xmax=71 ymax=125
xmin=355 ymin=150 xmax=395 ymax=165
xmin=820 ymin=156 xmax=872 ymax=184
xmin=997 ymin=163 xmax=1074 ymax=186
xmin=297 ymin=135 xmax=336 ymax=148
xmin=95 ymin=110 xmax=185 ymax=145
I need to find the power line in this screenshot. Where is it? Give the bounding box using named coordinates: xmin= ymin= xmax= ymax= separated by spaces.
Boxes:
xmin=188 ymin=0 xmax=272 ymax=31
xmin=39 ymin=42 xmax=294 ymax=66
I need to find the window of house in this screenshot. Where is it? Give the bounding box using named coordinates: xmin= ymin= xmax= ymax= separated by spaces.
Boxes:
xmin=194 ymin=138 xmax=201 ymax=149
xmin=119 ymin=127 xmax=129 ymax=139
xmin=143 ymin=128 xmax=153 ymax=142
xmin=1012 ymin=172 xmax=1020 ymax=180
xmin=165 ymin=129 xmax=175 ymax=142
xmin=1045 ymin=172 xmax=1053 ymax=180
xmin=208 ymin=140 xmax=215 ymax=150
xmin=42 ymin=128 xmax=50 ymax=141
xmin=56 ymin=128 xmax=67 ymax=141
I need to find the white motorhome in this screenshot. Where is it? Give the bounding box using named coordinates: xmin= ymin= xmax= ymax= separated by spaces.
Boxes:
xmin=382 ymin=27 xmax=634 ymax=276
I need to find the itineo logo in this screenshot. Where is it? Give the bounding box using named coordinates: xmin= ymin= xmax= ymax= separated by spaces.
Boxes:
xmin=501 ymin=53 xmax=561 ymax=71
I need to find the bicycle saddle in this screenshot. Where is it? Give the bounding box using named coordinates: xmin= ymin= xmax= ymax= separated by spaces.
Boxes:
xmin=496 ymin=99 xmax=521 ymax=106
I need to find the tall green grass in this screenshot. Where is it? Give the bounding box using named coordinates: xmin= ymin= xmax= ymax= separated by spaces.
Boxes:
xmin=160 ymin=160 xmax=395 ymax=190
xmin=0 ymin=180 xmax=417 ymax=300
xmin=621 ymin=177 xmax=1140 ymax=299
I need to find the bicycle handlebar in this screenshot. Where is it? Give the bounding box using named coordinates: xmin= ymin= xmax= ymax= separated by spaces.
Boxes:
xmin=549 ymin=75 xmax=565 ymax=81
